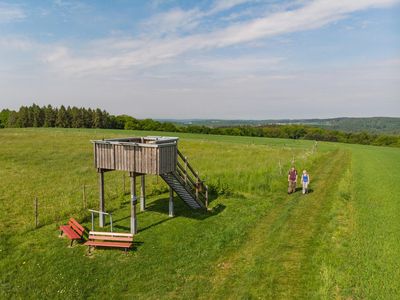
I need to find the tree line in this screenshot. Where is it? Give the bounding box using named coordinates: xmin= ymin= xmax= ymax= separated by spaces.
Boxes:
xmin=0 ymin=104 xmax=113 ymax=129
xmin=1 ymin=104 xmax=399 ymax=147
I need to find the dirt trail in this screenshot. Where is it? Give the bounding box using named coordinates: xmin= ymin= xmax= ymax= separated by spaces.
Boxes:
xmin=204 ymin=149 xmax=349 ymax=299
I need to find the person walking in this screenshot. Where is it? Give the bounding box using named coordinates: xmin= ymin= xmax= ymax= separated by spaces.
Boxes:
xmin=287 ymin=166 xmax=297 ymax=194
xmin=301 ymin=170 xmax=310 ymax=194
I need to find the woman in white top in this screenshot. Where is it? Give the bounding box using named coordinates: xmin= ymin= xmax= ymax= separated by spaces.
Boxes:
xmin=301 ymin=170 xmax=310 ymax=194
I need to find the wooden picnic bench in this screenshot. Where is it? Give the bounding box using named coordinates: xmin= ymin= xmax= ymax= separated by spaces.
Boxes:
xmin=59 ymin=218 xmax=85 ymax=247
xmin=84 ymin=231 xmax=134 ymax=253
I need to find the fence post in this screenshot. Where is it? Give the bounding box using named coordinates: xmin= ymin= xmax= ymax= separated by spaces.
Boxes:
xmin=123 ymin=173 xmax=126 ymax=195
xmin=83 ymin=184 xmax=87 ymax=209
xmin=34 ymin=196 xmax=39 ymax=228
xmin=205 ymin=186 xmax=209 ymax=209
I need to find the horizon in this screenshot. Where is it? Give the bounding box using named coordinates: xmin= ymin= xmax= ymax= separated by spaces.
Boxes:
xmin=3 ymin=103 xmax=400 ymax=121
xmin=1 ymin=0 xmax=399 ymax=119
xmin=157 ymin=116 xmax=400 ymax=121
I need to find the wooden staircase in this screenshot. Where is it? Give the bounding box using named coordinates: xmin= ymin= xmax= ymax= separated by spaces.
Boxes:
xmin=160 ymin=149 xmax=208 ymax=210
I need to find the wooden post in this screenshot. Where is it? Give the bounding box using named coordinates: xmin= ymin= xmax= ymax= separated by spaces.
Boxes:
xmin=184 ymin=157 xmax=188 ymax=184
xmin=140 ymin=175 xmax=146 ymax=211
xmin=123 ymin=173 xmax=126 ymax=195
xmin=169 ymin=188 xmax=174 ymax=217
xmin=83 ymin=184 xmax=87 ymax=209
xmin=195 ymin=173 xmax=199 ymax=201
xmin=99 ymin=170 xmax=105 ymax=227
xmin=34 ymin=196 xmax=38 ymax=228
xmin=205 ymin=186 xmax=209 ymax=209
xmin=130 ymin=172 xmax=138 ymax=234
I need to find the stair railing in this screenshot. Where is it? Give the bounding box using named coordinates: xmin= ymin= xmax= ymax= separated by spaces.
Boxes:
xmin=176 ymin=149 xmax=209 ymax=208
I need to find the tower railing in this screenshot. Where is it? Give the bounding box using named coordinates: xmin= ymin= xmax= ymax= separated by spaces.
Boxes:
xmin=176 ymin=149 xmax=209 ymax=208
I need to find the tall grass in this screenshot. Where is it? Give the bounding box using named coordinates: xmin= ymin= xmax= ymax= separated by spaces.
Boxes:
xmin=0 ymin=128 xmax=318 ymax=234
xmin=2 ymin=128 xmax=398 ymax=298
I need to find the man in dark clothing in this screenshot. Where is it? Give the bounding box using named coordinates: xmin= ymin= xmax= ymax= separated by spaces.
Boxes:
xmin=288 ymin=167 xmax=298 ymax=194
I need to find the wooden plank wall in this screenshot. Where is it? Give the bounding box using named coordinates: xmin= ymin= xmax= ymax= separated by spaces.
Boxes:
xmin=158 ymin=145 xmax=177 ymax=174
xmin=114 ymin=145 xmax=135 ymax=171
xmin=95 ymin=143 xmax=115 ymax=170
xmin=94 ymin=142 xmax=177 ymax=174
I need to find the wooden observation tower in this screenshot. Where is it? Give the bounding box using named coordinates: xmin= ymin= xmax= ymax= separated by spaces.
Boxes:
xmin=92 ymin=136 xmax=208 ymax=234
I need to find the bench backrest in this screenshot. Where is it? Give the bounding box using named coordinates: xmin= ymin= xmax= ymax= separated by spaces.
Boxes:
xmin=89 ymin=231 xmax=133 ymax=242
xmin=89 ymin=231 xmax=133 ymax=238
xmin=69 ymin=218 xmax=85 ymax=236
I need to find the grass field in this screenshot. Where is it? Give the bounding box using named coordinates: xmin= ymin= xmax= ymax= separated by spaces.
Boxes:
xmin=0 ymin=128 xmax=399 ymax=299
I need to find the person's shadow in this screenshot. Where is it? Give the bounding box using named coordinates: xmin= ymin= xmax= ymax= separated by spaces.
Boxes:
xmin=295 ymin=187 xmax=314 ymax=194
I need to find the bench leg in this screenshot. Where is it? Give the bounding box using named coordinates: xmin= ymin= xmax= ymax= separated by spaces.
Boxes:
xmin=59 ymin=230 xmax=63 ymax=237
xmin=70 ymin=239 xmax=74 ymax=247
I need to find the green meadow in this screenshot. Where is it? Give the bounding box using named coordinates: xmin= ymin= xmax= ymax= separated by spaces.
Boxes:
xmin=0 ymin=128 xmax=399 ymax=299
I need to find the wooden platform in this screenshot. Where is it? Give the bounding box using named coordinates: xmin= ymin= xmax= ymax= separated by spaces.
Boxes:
xmin=92 ymin=136 xmax=178 ymax=175
xmin=91 ymin=136 xmax=208 ymax=235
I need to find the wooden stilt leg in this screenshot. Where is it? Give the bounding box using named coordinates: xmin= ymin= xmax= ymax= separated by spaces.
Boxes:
xmin=98 ymin=169 xmax=105 ymax=227
xmin=130 ymin=172 xmax=138 ymax=234
xmin=169 ymin=188 xmax=174 ymax=217
xmin=140 ymin=175 xmax=146 ymax=211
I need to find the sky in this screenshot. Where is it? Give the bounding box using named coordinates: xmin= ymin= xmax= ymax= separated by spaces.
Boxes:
xmin=0 ymin=0 xmax=399 ymax=119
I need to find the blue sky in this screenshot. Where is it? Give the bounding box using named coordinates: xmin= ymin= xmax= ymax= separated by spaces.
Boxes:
xmin=0 ymin=0 xmax=399 ymax=119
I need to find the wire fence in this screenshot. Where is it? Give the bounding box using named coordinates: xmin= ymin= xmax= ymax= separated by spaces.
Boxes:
xmin=29 ymin=142 xmax=318 ymax=232
xmin=29 ymin=173 xmax=168 ymax=232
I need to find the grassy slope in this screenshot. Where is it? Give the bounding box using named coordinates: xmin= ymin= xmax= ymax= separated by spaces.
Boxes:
xmin=0 ymin=128 xmax=399 ymax=299
xmin=205 ymin=149 xmax=350 ymax=299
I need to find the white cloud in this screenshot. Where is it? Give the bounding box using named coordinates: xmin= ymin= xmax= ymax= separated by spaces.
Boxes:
xmin=141 ymin=0 xmax=255 ymax=36
xmin=141 ymin=8 xmax=202 ymax=36
xmin=42 ymin=0 xmax=400 ymax=76
xmin=52 ymin=0 xmax=88 ymax=11
xmin=0 ymin=2 xmax=25 ymax=22
xmin=209 ymin=0 xmax=254 ymax=14
xmin=3 ymin=58 xmax=398 ymax=118
xmin=208 ymin=0 xmax=399 ymax=47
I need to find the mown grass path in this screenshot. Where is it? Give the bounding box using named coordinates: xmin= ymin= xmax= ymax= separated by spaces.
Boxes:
xmin=204 ymin=149 xmax=349 ymax=299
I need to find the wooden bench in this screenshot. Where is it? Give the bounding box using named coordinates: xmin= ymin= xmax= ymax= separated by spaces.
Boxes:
xmin=84 ymin=231 xmax=134 ymax=253
xmin=59 ymin=218 xmax=85 ymax=247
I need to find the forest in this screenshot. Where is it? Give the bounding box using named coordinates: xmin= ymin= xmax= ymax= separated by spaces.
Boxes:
xmin=0 ymin=104 xmax=399 ymax=147
xmin=171 ymin=117 xmax=400 ymax=134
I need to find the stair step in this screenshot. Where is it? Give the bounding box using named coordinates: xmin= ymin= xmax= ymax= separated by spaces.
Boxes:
xmin=160 ymin=172 xmax=205 ymax=209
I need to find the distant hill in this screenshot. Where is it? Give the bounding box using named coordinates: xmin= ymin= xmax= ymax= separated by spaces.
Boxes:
xmin=3 ymin=105 xmax=398 ymax=147
xmin=163 ymin=117 xmax=400 ymax=134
